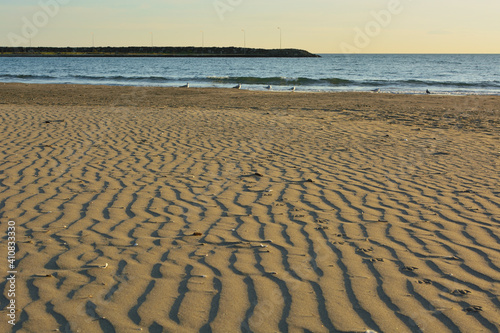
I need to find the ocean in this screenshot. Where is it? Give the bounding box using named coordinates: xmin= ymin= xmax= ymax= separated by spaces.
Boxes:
xmin=1 ymin=54 xmax=499 ymax=95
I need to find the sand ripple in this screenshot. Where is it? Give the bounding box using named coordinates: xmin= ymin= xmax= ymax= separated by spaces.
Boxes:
xmin=0 ymin=84 xmax=499 ymax=332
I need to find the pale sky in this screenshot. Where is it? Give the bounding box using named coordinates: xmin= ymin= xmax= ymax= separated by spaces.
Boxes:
xmin=1 ymin=0 xmax=500 ymax=53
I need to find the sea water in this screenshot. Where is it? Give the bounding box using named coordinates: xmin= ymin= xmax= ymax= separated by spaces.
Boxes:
xmin=1 ymin=54 xmax=499 ymax=95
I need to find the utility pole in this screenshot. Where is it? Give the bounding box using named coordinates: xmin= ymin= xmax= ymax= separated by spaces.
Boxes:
xmin=277 ymin=27 xmax=282 ymax=49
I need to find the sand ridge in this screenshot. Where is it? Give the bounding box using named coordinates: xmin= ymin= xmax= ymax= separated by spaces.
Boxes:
xmin=0 ymin=83 xmax=499 ymax=332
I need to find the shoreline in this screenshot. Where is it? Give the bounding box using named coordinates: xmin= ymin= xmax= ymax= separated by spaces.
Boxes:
xmin=1 ymin=82 xmax=500 ymax=110
xmin=3 ymin=80 xmax=500 ymax=95
xmin=2 ymin=81 xmax=499 ymax=96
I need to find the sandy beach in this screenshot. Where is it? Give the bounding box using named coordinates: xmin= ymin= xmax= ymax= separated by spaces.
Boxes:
xmin=0 ymin=83 xmax=499 ymax=332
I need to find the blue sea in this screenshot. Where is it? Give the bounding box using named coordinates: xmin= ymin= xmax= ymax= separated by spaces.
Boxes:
xmin=1 ymin=54 xmax=499 ymax=95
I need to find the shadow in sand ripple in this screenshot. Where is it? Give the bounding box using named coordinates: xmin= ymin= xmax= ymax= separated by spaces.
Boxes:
xmin=169 ymin=265 xmax=193 ymax=324
xmin=86 ymin=301 xmax=116 ymax=333
xmin=128 ymin=280 xmax=156 ymax=325
xmin=46 ymin=302 xmax=71 ymax=333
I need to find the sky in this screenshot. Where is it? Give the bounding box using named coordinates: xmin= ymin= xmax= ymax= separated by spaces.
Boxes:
xmin=1 ymin=0 xmax=500 ymax=53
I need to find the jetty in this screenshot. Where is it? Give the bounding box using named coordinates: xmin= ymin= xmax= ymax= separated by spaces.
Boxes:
xmin=0 ymin=46 xmax=320 ymax=57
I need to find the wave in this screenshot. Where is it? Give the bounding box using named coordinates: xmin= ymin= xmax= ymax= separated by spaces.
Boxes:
xmin=0 ymin=74 xmax=58 ymax=80
xmin=0 ymin=73 xmax=177 ymax=83
xmin=390 ymin=79 xmax=500 ymax=88
xmin=210 ymin=77 xmax=500 ymax=89
xmin=208 ymin=76 xmax=352 ymax=86
xmin=70 ymin=74 xmax=173 ymax=83
xmin=48 ymin=74 xmax=355 ymax=86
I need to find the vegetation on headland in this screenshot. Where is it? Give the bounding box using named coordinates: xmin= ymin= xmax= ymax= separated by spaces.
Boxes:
xmin=0 ymin=46 xmax=320 ymax=57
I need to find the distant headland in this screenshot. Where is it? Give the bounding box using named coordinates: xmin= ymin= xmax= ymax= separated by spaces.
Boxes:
xmin=0 ymin=46 xmax=320 ymax=58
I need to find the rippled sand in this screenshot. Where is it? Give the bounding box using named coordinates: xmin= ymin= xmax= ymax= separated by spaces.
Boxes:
xmin=0 ymin=83 xmax=499 ymax=332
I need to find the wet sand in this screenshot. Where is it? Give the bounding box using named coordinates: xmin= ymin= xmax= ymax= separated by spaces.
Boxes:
xmin=0 ymin=83 xmax=499 ymax=332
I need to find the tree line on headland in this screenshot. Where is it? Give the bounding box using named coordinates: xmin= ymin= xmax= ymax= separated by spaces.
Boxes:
xmin=0 ymin=46 xmax=320 ymax=57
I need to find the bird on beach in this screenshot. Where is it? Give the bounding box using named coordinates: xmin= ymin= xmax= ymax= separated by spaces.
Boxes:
xmin=233 ymin=83 xmax=242 ymax=89
xmin=290 ymin=86 xmax=296 ymax=92
xmin=371 ymin=88 xmax=381 ymax=93
xmin=266 ymin=85 xmax=272 ymax=90
xmin=426 ymin=89 xmax=431 ymax=94
xmin=181 ymin=83 xmax=189 ymax=88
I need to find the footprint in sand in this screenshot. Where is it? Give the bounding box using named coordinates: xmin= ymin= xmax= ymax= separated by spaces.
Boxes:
xmin=452 ymin=289 xmax=471 ymax=296
xmin=464 ymin=305 xmax=483 ymax=313
xmin=356 ymin=248 xmax=373 ymax=253
xmin=369 ymin=258 xmax=384 ymax=263
xmin=402 ymin=266 xmax=419 ymax=272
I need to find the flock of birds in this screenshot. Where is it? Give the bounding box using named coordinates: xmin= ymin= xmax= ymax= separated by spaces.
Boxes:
xmin=372 ymin=88 xmax=432 ymax=94
xmin=180 ymin=83 xmax=295 ymax=91
xmin=181 ymin=83 xmax=431 ymax=94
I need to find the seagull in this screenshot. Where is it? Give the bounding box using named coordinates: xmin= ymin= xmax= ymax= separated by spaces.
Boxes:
xmin=266 ymin=85 xmax=272 ymax=90
xmin=233 ymin=83 xmax=242 ymax=89
xmin=290 ymin=86 xmax=296 ymax=92
xmin=426 ymin=89 xmax=431 ymax=94
xmin=180 ymin=83 xmax=189 ymax=88
xmin=371 ymin=88 xmax=381 ymax=93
